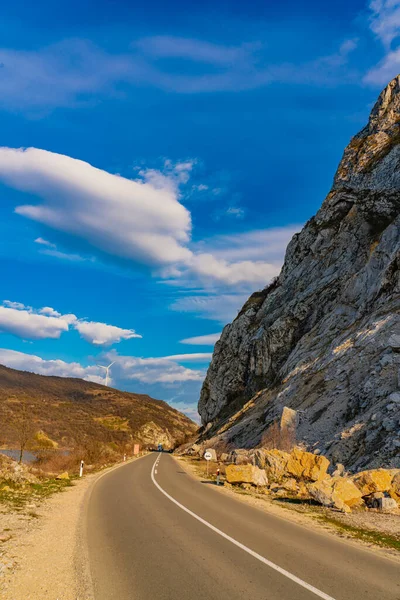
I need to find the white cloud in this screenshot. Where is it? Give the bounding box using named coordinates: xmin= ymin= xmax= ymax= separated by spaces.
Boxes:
xmin=0 ymin=147 xmax=192 ymax=267
xmin=162 ymin=353 xmax=212 ymax=362
xmin=3 ymin=300 xmax=27 ymax=310
xmin=364 ymin=48 xmax=400 ymax=84
xmin=0 ymin=36 xmax=362 ymax=115
xmin=0 ymin=300 xmax=141 ymax=345
xmin=188 ymin=253 xmax=280 ymax=285
xmin=0 ymin=347 xmax=206 ymax=387
xmin=225 ymin=206 xmax=245 ymax=219
xmin=0 ymin=304 xmax=72 ymax=340
xmin=180 ymin=333 xmax=221 ymax=345
xmin=74 ymin=320 xmax=142 ymax=345
xmin=135 ymin=36 xmax=258 ymax=66
xmin=103 ymin=351 xmax=205 ymax=384
xmin=364 ymin=1 xmax=400 ymax=84
xmin=0 ymin=146 xmax=300 ymax=288
xmin=369 ymin=0 xmax=400 ymax=49
xmin=0 ymin=348 xmax=105 ymax=384
xmin=167 ymin=400 xmax=200 ymax=423
xmin=172 ymin=293 xmax=249 ymax=323
xmin=38 ymin=307 xmax=62 ymax=317
xmin=34 ymin=237 xmax=56 ymax=248
xmin=167 ymin=226 xmax=300 ymax=287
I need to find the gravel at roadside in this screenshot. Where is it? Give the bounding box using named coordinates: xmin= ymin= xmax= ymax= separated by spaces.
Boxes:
xmin=0 ymin=459 xmax=141 ymax=600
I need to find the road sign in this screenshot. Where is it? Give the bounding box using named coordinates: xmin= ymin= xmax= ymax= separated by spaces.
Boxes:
xmin=204 ymin=451 xmax=212 ymax=460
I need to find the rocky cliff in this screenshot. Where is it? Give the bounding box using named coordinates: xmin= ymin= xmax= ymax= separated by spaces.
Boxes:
xmin=198 ymin=76 xmax=400 ymax=470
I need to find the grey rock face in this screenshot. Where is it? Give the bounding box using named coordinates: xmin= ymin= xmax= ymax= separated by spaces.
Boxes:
xmin=198 ymin=76 xmax=400 ymax=470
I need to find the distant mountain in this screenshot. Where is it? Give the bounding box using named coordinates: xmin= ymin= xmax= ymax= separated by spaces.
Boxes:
xmin=0 ymin=364 xmax=197 ymax=450
xmin=198 ymin=76 xmax=400 ymax=471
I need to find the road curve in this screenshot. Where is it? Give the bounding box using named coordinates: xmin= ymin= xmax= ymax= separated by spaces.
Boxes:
xmin=86 ymin=453 xmax=400 ymax=600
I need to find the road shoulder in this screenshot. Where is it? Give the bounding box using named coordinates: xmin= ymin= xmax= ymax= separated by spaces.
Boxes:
xmin=175 ymin=456 xmax=400 ymax=563
xmin=0 ymin=458 xmax=142 ymax=599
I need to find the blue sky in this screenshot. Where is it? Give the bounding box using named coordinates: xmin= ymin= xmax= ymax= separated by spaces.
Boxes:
xmin=0 ymin=0 xmax=399 ymax=421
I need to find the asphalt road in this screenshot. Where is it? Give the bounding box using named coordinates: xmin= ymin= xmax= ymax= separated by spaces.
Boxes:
xmin=86 ymin=453 xmax=400 ymax=600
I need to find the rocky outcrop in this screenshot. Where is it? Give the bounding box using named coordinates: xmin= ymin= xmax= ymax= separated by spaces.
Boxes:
xmin=198 ymin=76 xmax=400 ymax=470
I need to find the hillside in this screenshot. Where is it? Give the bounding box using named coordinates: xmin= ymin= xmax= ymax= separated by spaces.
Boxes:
xmin=198 ymin=76 xmax=400 ymax=470
xmin=0 ymin=364 xmax=197 ymax=451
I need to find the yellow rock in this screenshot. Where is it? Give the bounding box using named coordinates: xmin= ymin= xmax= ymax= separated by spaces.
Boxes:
xmin=389 ymin=471 xmax=400 ymax=502
xmin=225 ymin=464 xmax=268 ymax=487
xmin=308 ymin=476 xmax=363 ymax=511
xmin=263 ymin=450 xmax=290 ymax=481
xmin=56 ymin=472 xmax=70 ymax=480
xmin=286 ymin=448 xmax=330 ymax=481
xmin=351 ymin=469 xmax=393 ymax=496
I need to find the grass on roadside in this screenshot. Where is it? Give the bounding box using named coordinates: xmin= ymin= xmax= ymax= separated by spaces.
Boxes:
xmin=314 ymin=513 xmax=400 ymax=552
xmin=179 ymin=457 xmax=400 ymax=553
xmin=0 ymin=478 xmax=74 ymax=510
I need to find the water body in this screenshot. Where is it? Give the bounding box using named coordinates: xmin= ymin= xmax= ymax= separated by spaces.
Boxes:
xmin=0 ymin=449 xmax=36 ymax=463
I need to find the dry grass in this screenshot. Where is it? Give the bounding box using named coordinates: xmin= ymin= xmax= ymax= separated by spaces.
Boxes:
xmin=0 ymin=364 xmax=197 ymax=453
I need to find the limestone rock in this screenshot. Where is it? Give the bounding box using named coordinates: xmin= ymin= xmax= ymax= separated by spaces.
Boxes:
xmin=332 ymin=463 xmax=345 ymax=477
xmin=56 ymin=472 xmax=69 ymax=480
xmin=263 ymin=449 xmax=290 ymax=481
xmin=0 ymin=454 xmax=38 ymax=485
xmin=197 ymin=76 xmax=400 ymax=470
xmin=228 ymin=449 xmax=253 ymax=465
xmin=220 ymin=453 xmax=229 ymax=462
xmin=286 ymin=448 xmax=330 ymax=481
xmin=351 ymin=469 xmax=393 ymax=496
xmin=269 ymin=477 xmax=298 ymax=497
xmin=225 ymin=464 xmax=268 ymax=487
xmin=379 ymin=497 xmax=399 ymax=512
xmin=137 ymin=421 xmax=174 ymax=450
xmin=390 ymin=470 xmax=400 ymax=500
xmin=280 ymin=407 xmax=297 ymax=430
xmin=308 ymin=476 xmax=363 ymax=512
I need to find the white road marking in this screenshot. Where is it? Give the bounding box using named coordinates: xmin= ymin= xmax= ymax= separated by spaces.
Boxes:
xmin=151 ymin=454 xmax=336 ymax=600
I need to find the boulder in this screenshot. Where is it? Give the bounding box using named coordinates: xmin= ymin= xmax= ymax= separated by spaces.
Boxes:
xmin=389 ymin=470 xmax=400 ymax=502
xmin=332 ymin=463 xmax=345 ymax=477
xmin=56 ymin=472 xmax=70 ymax=480
xmin=225 ymin=464 xmax=268 ymax=487
xmin=204 ymin=448 xmax=217 ymax=461
xmin=308 ymin=476 xmax=363 ymax=512
xmin=263 ymin=449 xmax=290 ymax=481
xmin=220 ymin=453 xmax=229 ymax=462
xmin=378 ymin=497 xmax=399 ymax=513
xmin=351 ymin=469 xmax=393 ymax=496
xmin=364 ymin=491 xmax=384 ymax=508
xmin=280 ymin=406 xmax=297 ymax=430
xmin=229 ymin=449 xmax=253 ymax=465
xmin=269 ymin=477 xmax=298 ymax=497
xmin=0 ymin=454 xmax=38 ymax=485
xmin=286 ymin=448 xmax=330 ymax=481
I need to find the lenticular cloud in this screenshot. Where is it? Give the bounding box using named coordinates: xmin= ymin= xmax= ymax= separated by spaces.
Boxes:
xmin=0 ymin=146 xmax=192 ymax=266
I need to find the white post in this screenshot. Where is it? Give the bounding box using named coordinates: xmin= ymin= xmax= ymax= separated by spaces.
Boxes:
xmin=79 ymin=460 xmax=84 ymax=477
xmin=123 ymin=454 xmax=126 ymax=462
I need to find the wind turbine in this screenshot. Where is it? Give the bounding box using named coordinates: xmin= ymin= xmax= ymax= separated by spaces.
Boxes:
xmin=98 ymin=361 xmax=115 ymax=387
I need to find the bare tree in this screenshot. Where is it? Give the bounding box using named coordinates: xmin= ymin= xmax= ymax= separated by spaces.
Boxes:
xmin=11 ymin=399 xmax=35 ymax=463
xmin=261 ymin=419 xmax=296 ymax=452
